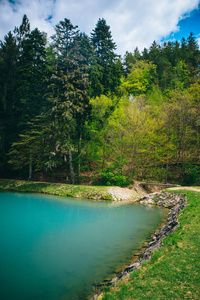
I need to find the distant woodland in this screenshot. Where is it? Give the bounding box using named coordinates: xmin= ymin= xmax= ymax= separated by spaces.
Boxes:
xmin=0 ymin=15 xmax=200 ymax=185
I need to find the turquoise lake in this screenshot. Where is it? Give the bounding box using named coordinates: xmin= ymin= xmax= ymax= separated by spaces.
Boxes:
xmin=0 ymin=192 xmax=167 ymax=300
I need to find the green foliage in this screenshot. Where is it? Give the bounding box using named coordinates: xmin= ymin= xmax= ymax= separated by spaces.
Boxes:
xmin=146 ymin=85 xmax=165 ymax=105
xmin=172 ymin=60 xmax=189 ymax=89
xmin=123 ymin=48 xmax=141 ymax=76
xmin=16 ymin=28 xmax=47 ymax=129
xmin=119 ymin=60 xmax=157 ymax=96
xmin=189 ymin=80 xmax=200 ymax=108
xmin=0 ymin=16 xmax=200 ymax=184
xmin=101 ymin=170 xmax=128 ymax=186
xmin=91 ymin=18 xmax=117 ymax=64
xmin=7 ymin=118 xmax=47 ymax=179
xmin=91 ymin=18 xmax=122 ymax=96
xmin=44 ymin=18 xmax=92 ymax=183
xmin=182 ymin=164 xmax=200 ymax=185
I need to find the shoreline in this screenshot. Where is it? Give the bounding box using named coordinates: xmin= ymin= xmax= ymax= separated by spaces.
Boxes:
xmin=0 ymin=179 xmax=146 ymax=202
xmin=87 ymin=206 xmax=169 ymax=299
xmin=91 ymin=191 xmax=187 ymax=300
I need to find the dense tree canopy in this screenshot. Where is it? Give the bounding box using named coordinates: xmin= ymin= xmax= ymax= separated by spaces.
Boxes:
xmin=0 ymin=15 xmax=200 ymax=185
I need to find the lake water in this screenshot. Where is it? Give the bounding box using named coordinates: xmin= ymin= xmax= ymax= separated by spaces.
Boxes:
xmin=0 ymin=192 xmax=167 ymax=300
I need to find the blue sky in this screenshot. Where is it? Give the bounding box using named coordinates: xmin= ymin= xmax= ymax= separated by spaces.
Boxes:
xmin=0 ymin=0 xmax=200 ymax=55
xmin=162 ymin=5 xmax=200 ymax=44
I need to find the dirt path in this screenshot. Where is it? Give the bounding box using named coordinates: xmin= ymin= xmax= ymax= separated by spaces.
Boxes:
xmin=167 ymin=187 xmax=200 ymax=192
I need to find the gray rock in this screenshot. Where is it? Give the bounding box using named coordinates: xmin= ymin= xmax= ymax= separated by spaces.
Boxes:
xmin=124 ymin=262 xmax=141 ymax=272
xmin=90 ymin=294 xmax=98 ymax=300
xmin=110 ymin=277 xmax=119 ymax=284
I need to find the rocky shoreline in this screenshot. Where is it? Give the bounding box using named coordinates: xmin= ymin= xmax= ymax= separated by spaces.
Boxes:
xmin=91 ymin=192 xmax=187 ymax=299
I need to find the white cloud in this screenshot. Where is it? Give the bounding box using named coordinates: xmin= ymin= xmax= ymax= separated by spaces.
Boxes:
xmin=0 ymin=0 xmax=199 ymax=55
xmin=197 ymin=36 xmax=200 ymax=48
xmin=105 ymin=0 xmax=200 ymax=54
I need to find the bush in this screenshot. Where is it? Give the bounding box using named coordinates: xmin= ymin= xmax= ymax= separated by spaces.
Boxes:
xmin=101 ymin=171 xmax=129 ymax=186
xmin=182 ymin=164 xmax=200 ymax=186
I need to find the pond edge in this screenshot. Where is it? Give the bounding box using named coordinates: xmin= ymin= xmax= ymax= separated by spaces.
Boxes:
xmin=91 ymin=191 xmax=187 ymax=300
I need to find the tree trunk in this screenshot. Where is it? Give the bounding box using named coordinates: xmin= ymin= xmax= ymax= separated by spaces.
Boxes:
xmin=28 ymin=152 xmax=32 ymax=180
xmin=68 ymin=134 xmax=76 ymax=184
xmin=78 ymin=132 xmax=82 ymax=179
xmin=69 ymin=149 xmax=76 ymax=184
xmin=165 ymin=159 xmax=168 ymax=184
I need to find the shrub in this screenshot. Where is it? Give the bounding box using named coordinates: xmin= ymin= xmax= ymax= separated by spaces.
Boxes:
xmin=182 ymin=164 xmax=200 ymax=186
xmin=101 ymin=171 xmax=129 ymax=186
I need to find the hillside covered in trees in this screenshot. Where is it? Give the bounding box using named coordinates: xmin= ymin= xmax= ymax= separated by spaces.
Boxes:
xmin=0 ymin=15 xmax=200 ymax=186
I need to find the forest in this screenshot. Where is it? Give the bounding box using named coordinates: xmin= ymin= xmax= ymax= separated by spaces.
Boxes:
xmin=0 ymin=15 xmax=200 ymax=186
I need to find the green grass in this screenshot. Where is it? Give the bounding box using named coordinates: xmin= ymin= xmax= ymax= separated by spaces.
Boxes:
xmin=0 ymin=179 xmax=113 ymax=200
xmin=100 ymin=190 xmax=200 ymax=300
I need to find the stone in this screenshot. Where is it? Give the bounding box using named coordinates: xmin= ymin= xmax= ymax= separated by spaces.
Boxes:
xmin=110 ymin=277 xmax=119 ymax=284
xmin=90 ymin=294 xmax=98 ymax=300
xmin=124 ymin=262 xmax=141 ymax=272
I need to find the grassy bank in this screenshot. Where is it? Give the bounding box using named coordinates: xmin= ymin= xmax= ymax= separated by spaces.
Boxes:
xmin=0 ymin=179 xmax=114 ymax=200
xmin=98 ymin=189 xmax=200 ymax=300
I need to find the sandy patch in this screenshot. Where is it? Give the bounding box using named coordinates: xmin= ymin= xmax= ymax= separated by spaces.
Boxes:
xmin=108 ymin=182 xmax=147 ymax=201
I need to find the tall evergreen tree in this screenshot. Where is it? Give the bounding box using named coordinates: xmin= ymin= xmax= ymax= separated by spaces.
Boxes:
xmin=45 ymin=19 xmax=90 ymax=183
xmin=91 ymin=18 xmax=122 ymax=96
xmin=16 ymin=27 xmax=47 ymax=129
xmin=173 ymin=41 xmax=181 ymax=64
xmin=186 ymin=32 xmax=200 ymax=79
xmin=0 ymin=31 xmax=18 ymax=175
xmin=14 ymin=14 xmax=30 ymax=45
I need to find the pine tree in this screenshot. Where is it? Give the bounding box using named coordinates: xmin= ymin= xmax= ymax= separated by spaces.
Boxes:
xmin=0 ymin=31 xmax=18 ymax=175
xmin=16 ymin=28 xmax=47 ymax=130
xmin=14 ymin=14 xmax=30 ymax=45
xmin=8 ymin=118 xmax=45 ymax=180
xmin=186 ymin=32 xmax=200 ymax=79
xmin=46 ymin=19 xmax=90 ymax=183
xmin=91 ymin=18 xmax=122 ymax=96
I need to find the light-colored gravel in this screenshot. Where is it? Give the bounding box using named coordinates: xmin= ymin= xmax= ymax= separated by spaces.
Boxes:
xmin=108 ymin=183 xmax=147 ymax=201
